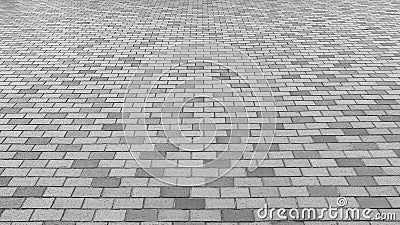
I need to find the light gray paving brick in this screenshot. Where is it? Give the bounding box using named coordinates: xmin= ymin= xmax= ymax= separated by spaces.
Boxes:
xmin=0 ymin=209 xmax=33 ymax=222
xmin=62 ymin=209 xmax=95 ymax=222
xmin=94 ymin=210 xmax=126 ymax=221
xmin=190 ymin=210 xmax=221 ymax=221
xmin=158 ymin=210 xmax=189 ymax=221
xmin=53 ymin=198 xmax=84 ymax=208
xmin=22 ymin=198 xmax=54 ymax=208
xmin=31 ymin=209 xmax=64 ymax=221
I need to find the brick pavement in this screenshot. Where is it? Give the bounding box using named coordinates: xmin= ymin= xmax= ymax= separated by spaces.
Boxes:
xmin=0 ymin=0 xmax=400 ymax=224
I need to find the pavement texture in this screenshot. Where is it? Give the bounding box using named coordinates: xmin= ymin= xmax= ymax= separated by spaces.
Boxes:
xmin=0 ymin=0 xmax=400 ymax=224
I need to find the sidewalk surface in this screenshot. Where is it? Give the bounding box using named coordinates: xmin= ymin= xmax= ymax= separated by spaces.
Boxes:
xmin=0 ymin=0 xmax=399 ymax=224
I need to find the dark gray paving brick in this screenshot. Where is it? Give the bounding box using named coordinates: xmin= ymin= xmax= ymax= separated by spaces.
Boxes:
xmin=312 ymin=136 xmax=338 ymax=143
xmin=13 ymin=152 xmax=41 ymax=160
xmin=0 ymin=177 xmax=12 ymax=187
xmin=91 ymin=177 xmax=121 ymax=188
xmin=347 ymin=177 xmax=377 ymax=186
xmin=175 ymin=198 xmax=205 ymax=209
xmin=335 ymin=159 xmax=365 ymax=167
xmin=72 ymin=160 xmax=99 ymax=169
xmin=308 ymin=186 xmax=339 ymax=197
xmin=357 ymin=197 xmax=392 ymax=208
xmin=160 ymin=187 xmax=190 ymax=198
xmin=246 ymin=168 xmax=275 ymax=177
xmin=221 ymin=209 xmax=254 ymax=222
xmin=13 ymin=187 xmax=46 ymax=197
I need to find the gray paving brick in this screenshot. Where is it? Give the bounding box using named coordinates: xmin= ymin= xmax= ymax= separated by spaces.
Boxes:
xmin=308 ymin=186 xmax=339 ymax=197
xmin=13 ymin=187 xmax=46 ymax=197
xmin=246 ymin=168 xmax=275 ymax=177
xmin=175 ymin=198 xmax=205 ymax=209
xmin=91 ymin=178 xmax=121 ymax=188
xmin=125 ymin=209 xmax=157 ymax=222
xmin=357 ymin=197 xmax=392 ymax=208
xmin=335 ymin=159 xmax=365 ymax=167
xmin=221 ymin=209 xmax=254 ymax=222
xmin=347 ymin=177 xmax=377 ymax=186
xmin=160 ymin=187 xmax=190 ymax=198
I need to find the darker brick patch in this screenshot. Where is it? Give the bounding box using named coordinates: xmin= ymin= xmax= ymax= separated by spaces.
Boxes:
xmin=342 ymin=129 xmax=368 ymax=136
xmin=161 ymin=187 xmax=190 ymax=198
xmin=206 ymin=177 xmax=234 ymax=187
xmin=175 ymin=198 xmax=205 ymax=209
xmin=82 ymin=168 xmax=110 ymax=177
xmin=384 ymin=135 xmax=400 ymax=143
xmin=72 ymin=160 xmax=99 ymax=168
xmin=354 ymin=167 xmax=384 ymax=176
xmin=351 ymin=143 xmax=378 ymax=150
xmin=135 ymin=168 xmax=163 ymax=177
xmin=335 ymin=159 xmax=365 ymax=167
xmin=25 ymin=137 xmax=51 ymax=145
xmin=0 ymin=177 xmax=12 ymax=187
xmin=246 ymin=168 xmax=275 ymax=177
xmin=14 ymin=152 xmax=41 ymax=160
xmin=292 ymin=117 xmax=315 ymax=123
xmin=125 ymin=209 xmax=158 ymax=221
xmin=204 ymin=159 xmax=230 ymax=168
xmin=312 ymin=136 xmax=338 ymax=143
xmin=13 ymin=187 xmax=46 ymax=197
xmin=91 ymin=177 xmax=121 ymax=188
xmin=154 ymin=143 xmax=179 ymax=152
xmin=357 ymin=197 xmax=391 ymax=208
xmin=9 ymin=119 xmax=31 ymax=125
xmin=222 ymin=209 xmax=254 ymax=222
xmin=293 ymin=151 xmax=321 ymax=159
xmin=379 ymin=115 xmax=400 ymax=122
xmin=347 ymin=177 xmax=377 ymax=186
xmin=290 ymin=91 xmax=311 ymax=96
xmin=308 ymin=186 xmax=339 ymax=197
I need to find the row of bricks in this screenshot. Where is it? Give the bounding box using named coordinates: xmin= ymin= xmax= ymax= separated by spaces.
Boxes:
xmin=1 ymin=186 xmax=400 ymax=199
xmin=1 ymin=208 xmax=399 ymax=222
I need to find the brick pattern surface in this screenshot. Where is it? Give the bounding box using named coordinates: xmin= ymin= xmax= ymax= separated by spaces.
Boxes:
xmin=0 ymin=0 xmax=400 ymax=224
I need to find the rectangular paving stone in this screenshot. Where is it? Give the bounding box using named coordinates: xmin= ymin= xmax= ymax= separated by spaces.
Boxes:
xmin=160 ymin=187 xmax=190 ymax=198
xmin=175 ymin=198 xmax=205 ymax=209
xmin=246 ymin=167 xmax=275 ymax=177
xmin=62 ymin=209 xmax=95 ymax=221
xmin=221 ymin=209 xmax=254 ymax=222
xmin=335 ymin=158 xmax=365 ymax=167
xmin=13 ymin=187 xmax=46 ymax=197
xmin=347 ymin=177 xmax=377 ymax=186
xmin=125 ymin=209 xmax=158 ymax=222
xmin=91 ymin=177 xmax=121 ymax=188
xmin=308 ymin=186 xmax=339 ymax=197
xmin=158 ymin=209 xmax=189 ymax=221
xmin=357 ymin=197 xmax=392 ymax=208
xmin=94 ymin=209 xmax=126 ymax=221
